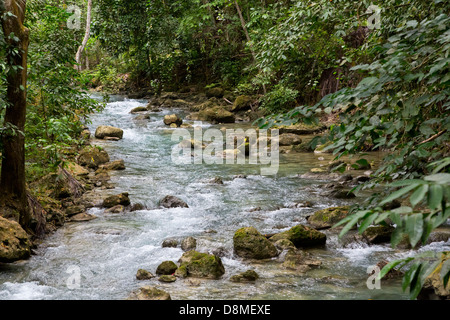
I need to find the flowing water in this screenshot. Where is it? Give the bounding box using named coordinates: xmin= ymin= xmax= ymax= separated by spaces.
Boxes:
xmin=1 ymin=95 xmax=449 ymax=300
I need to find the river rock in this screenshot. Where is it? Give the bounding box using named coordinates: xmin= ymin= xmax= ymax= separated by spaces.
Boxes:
xmin=362 ymin=226 xmax=394 ymax=244
xmin=181 ymin=236 xmax=197 ymax=252
xmin=229 ymin=270 xmax=259 ymax=283
xmin=159 ymin=275 xmax=177 ymax=283
xmin=65 ymin=162 xmax=89 ymax=177
xmin=162 ymin=239 xmax=178 ymax=248
xmin=102 ymin=193 xmax=131 ymax=208
xmin=325 ymin=188 xmax=356 ymax=199
xmin=0 ymin=217 xmax=31 ymax=263
xmin=69 ymin=213 xmax=97 ymax=222
xmin=95 ymin=126 xmax=124 ymax=140
xmin=418 ymin=256 xmax=450 ymax=300
xmin=163 ymin=114 xmax=183 ymax=127
xmin=277 ymin=123 xmax=327 ymax=135
xmin=427 ymin=228 xmax=450 ymax=244
xmin=156 ymin=261 xmax=178 ymax=275
xmin=130 ymin=106 xmax=148 ymax=114
xmin=232 ymin=95 xmax=252 ymax=112
xmin=128 ymin=286 xmax=171 ymax=300
xmin=134 ymin=114 xmax=151 ymax=121
xmin=198 ymin=107 xmax=235 ymax=124
xmin=278 ymin=134 xmax=303 ymax=146
xmin=307 ymin=206 xmax=350 ymax=230
xmin=159 ymin=195 xmax=189 ymax=208
xmin=78 ymin=147 xmax=110 ymax=169
xmin=282 ymin=249 xmax=322 ymax=272
xmin=136 ymin=269 xmax=155 ymax=280
xmin=274 ymin=239 xmax=296 ymax=251
xmin=269 ymin=225 xmax=327 ymax=248
xmin=101 ymin=160 xmax=126 ymax=171
xmin=176 ymin=250 xmax=225 ymax=279
xmin=65 ymin=205 xmax=84 ymax=217
xmin=104 ymin=205 xmax=126 ymax=214
xmin=205 ymin=87 xmax=224 ymax=98
xmin=233 ymin=227 xmax=278 ymax=260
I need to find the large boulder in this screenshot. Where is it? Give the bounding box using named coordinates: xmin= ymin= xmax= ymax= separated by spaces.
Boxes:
xmin=233 ymin=227 xmax=278 ymax=259
xmin=102 ymin=193 xmax=131 ymax=208
xmin=176 ymin=250 xmax=225 ymax=279
xmin=77 ymin=147 xmax=110 ymax=169
xmin=0 ymin=217 xmax=31 ymax=263
xmin=95 ymin=126 xmax=124 ymax=140
xmin=159 ymin=195 xmax=189 ymax=208
xmin=269 ymin=225 xmax=327 ymax=248
xmin=198 ymin=107 xmax=235 ymax=124
xmin=307 ymin=206 xmax=351 ymax=230
xmin=128 ymin=286 xmax=171 ymax=300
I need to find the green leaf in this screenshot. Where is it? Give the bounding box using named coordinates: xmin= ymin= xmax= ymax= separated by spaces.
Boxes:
xmin=405 ymin=214 xmax=424 ymax=248
xmin=379 ymin=184 xmax=420 ymax=206
xmin=424 ymin=173 xmax=450 ymax=184
xmin=427 ymin=184 xmax=443 ymax=210
xmin=358 ymin=213 xmax=378 ymax=234
xmin=410 ymin=184 xmax=429 ymax=207
xmin=441 ymin=259 xmax=450 ymax=288
xmin=378 ymin=258 xmax=414 ymax=280
xmin=402 ymin=263 xmax=420 ymax=292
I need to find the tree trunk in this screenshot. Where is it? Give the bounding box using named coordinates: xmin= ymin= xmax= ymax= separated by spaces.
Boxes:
xmin=75 ymin=0 xmax=92 ymax=71
xmin=234 ymin=0 xmax=267 ymax=94
xmin=0 ymin=0 xmax=31 ymax=227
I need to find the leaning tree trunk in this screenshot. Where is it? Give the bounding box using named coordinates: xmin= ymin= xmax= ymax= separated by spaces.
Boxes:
xmin=75 ymin=0 xmax=92 ymax=71
xmin=0 ymin=0 xmax=31 ymax=227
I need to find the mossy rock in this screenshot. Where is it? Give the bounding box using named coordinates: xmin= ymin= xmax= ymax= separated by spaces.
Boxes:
xmin=178 ymin=250 xmax=225 ymax=279
xmin=291 ymin=141 xmax=315 ymax=153
xmin=102 ymin=193 xmax=130 ymax=208
xmin=269 ymin=225 xmax=326 ymax=248
xmin=277 ymin=123 xmax=327 ymax=135
xmin=232 ymin=95 xmax=253 ymax=112
xmin=0 ymin=217 xmax=31 ymax=263
xmin=198 ymin=107 xmax=235 ymax=124
xmin=77 ymin=146 xmax=110 ymax=169
xmin=159 ymin=275 xmax=177 ymax=283
xmin=233 ymin=227 xmax=278 ymax=259
xmin=136 ymin=269 xmax=154 ymax=280
xmin=307 ymin=206 xmax=350 ymax=230
xmin=156 ymin=261 xmax=178 ymax=275
xmin=362 ymin=226 xmax=394 ymax=244
xmin=230 ymin=270 xmax=259 ymax=283
xmin=278 ymin=133 xmax=303 ymax=146
xmin=205 ymin=87 xmax=224 ymax=98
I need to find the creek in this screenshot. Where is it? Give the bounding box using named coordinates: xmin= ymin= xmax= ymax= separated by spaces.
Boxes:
xmin=1 ymin=94 xmax=449 ymax=300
